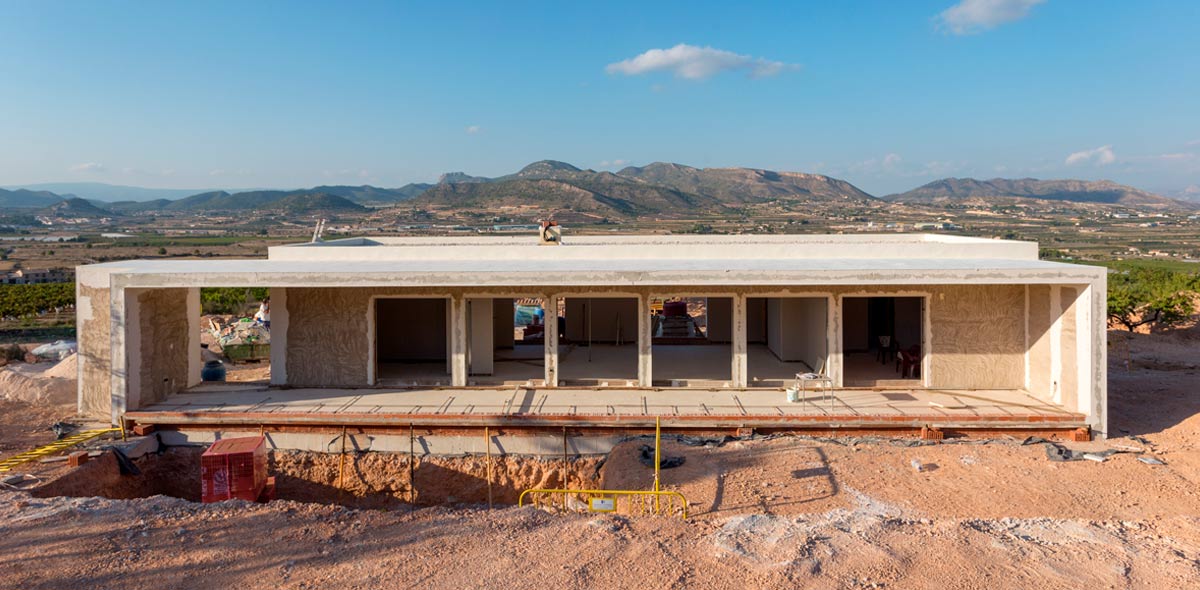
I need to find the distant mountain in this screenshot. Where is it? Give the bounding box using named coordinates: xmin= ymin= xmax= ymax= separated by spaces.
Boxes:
xmin=412 ymin=160 xmax=877 ymax=218
xmin=616 ymin=162 xmax=875 ymax=203
xmin=1168 ymin=184 xmax=1200 ymax=203
xmin=156 ymin=189 xmax=365 ymax=212
xmin=40 ymin=197 xmax=115 ymax=218
xmin=1 ymin=182 xmax=226 ymax=202
xmin=0 ymin=188 xmax=66 ymax=209
xmin=438 ymin=172 xmax=490 ymax=184
xmin=885 ymin=178 xmax=1184 ymax=209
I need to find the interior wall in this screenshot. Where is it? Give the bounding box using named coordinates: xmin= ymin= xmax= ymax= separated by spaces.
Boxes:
xmin=842 ymin=298 xmax=869 ymax=351
xmin=468 ymin=298 xmax=493 ymax=375
xmin=564 ymin=298 xmax=637 ymax=344
xmin=377 ymin=298 xmax=448 ymax=362
xmin=894 ymin=297 xmax=923 ymax=349
xmin=1027 ymin=285 xmax=1053 ymax=399
xmin=706 ymin=297 xmax=732 ymax=342
xmin=492 ymin=298 xmax=515 ymax=349
xmin=747 ymin=297 xmax=767 ymax=343
xmin=135 ymin=288 xmax=190 ymax=408
xmin=764 ymin=297 xmax=827 ymax=368
xmin=1060 ymin=287 xmax=1080 ymax=409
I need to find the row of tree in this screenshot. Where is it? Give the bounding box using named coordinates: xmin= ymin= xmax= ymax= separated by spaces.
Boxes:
xmin=0 ymin=283 xmax=75 ymax=319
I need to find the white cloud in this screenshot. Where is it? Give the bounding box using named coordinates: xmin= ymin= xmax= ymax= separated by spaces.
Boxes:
xmin=465 ymin=125 xmax=481 ymax=135
xmin=937 ymin=0 xmax=1045 ymax=35
xmin=598 ymin=159 xmax=630 ymax=168
xmin=605 ymin=44 xmax=799 ymax=80
xmin=1065 ymin=145 xmax=1116 ymax=166
xmin=1186 ymin=139 xmax=1200 ymax=147
xmin=69 ymin=162 xmax=105 ymax=173
xmin=882 ymin=153 xmax=903 ymax=169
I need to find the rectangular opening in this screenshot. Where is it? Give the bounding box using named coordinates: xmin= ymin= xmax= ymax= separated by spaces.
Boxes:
xmin=199 ymin=288 xmax=272 ymax=387
xmin=651 ymin=296 xmax=732 ymax=386
xmin=842 ymin=296 xmax=924 ymax=387
xmin=747 ymin=296 xmax=828 ymax=387
xmin=466 ymin=297 xmax=546 ymax=386
xmin=375 ymin=297 xmax=450 ymax=386
xmin=558 ymin=296 xmax=638 ymax=386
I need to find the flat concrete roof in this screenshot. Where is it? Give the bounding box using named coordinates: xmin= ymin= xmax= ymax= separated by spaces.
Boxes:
xmin=267 ymin=233 xmax=1040 ymax=262
xmin=79 ymin=256 xmax=1104 ymax=289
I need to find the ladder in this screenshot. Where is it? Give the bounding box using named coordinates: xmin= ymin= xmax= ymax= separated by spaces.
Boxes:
xmin=0 ymin=428 xmax=121 ymax=472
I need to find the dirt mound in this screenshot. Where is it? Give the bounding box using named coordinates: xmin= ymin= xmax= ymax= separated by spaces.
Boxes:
xmin=41 ymin=353 xmax=77 ymax=379
xmin=0 ymin=367 xmax=74 ymax=404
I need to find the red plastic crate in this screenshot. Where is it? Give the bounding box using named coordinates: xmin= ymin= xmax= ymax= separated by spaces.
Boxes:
xmin=201 ymin=436 xmax=268 ymax=503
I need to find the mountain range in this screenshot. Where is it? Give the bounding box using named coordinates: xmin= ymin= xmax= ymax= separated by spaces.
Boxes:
xmin=0 ymin=163 xmax=1192 ymax=216
xmin=884 ymin=178 xmax=1182 ymax=209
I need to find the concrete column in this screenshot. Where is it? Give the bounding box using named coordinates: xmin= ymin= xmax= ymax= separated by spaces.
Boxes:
xmin=1080 ymin=281 xmax=1107 ymax=436
xmin=269 ymin=288 xmax=288 ymax=386
xmin=468 ymin=298 xmax=494 ymax=375
xmin=731 ymin=293 xmax=747 ymax=388
xmin=637 ymin=293 xmax=652 ymax=387
xmin=186 ymin=287 xmax=202 ymax=387
xmin=830 ymin=296 xmax=843 ymax=387
xmin=450 ymin=295 xmax=467 ymax=386
xmin=544 ymin=294 xmax=559 ymax=387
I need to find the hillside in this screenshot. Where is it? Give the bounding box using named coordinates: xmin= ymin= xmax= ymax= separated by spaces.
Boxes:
xmin=885 ymin=178 xmax=1185 ymax=209
xmin=40 ymin=197 xmax=115 ymax=218
xmin=0 ymin=188 xmax=69 ymax=209
xmin=411 ymin=160 xmax=876 ymax=218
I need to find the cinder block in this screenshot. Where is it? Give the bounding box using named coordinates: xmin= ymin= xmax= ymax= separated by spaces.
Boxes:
xmin=735 ymin=427 xmax=754 ymax=438
xmin=67 ymin=451 xmax=89 ymax=467
xmin=1070 ymin=427 xmax=1091 ymax=442
xmin=131 ymin=424 xmax=156 ymax=436
xmin=920 ymin=426 xmax=944 ymax=441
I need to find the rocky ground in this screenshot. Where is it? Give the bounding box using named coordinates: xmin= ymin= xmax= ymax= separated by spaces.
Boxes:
xmin=0 ymin=329 xmax=1197 ymax=589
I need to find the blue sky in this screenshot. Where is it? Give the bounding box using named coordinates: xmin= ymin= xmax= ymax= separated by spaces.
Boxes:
xmin=0 ymin=0 xmax=1197 ymax=195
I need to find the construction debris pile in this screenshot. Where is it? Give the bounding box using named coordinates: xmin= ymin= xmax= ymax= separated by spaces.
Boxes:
xmin=206 ymin=317 xmax=270 ymax=362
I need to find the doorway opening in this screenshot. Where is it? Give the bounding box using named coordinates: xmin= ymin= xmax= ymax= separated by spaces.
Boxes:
xmin=842 ymin=296 xmax=924 ymax=387
xmin=374 ymin=298 xmax=450 ymax=386
xmin=651 ymin=296 xmax=732 ymax=386
xmin=558 ymin=296 xmax=638 ymax=386
xmin=467 ymin=297 xmax=546 ymax=386
xmin=746 ymin=297 xmax=828 ymax=387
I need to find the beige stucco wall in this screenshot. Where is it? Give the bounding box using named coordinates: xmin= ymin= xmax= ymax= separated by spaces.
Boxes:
xmin=134 ymin=288 xmax=190 ymax=407
xmin=77 ymin=283 xmax=112 ymax=420
xmin=926 ymin=284 xmax=1025 ymax=389
xmin=1027 ymin=285 xmax=1053 ymax=399
xmin=1060 ymin=286 xmax=1080 ymax=410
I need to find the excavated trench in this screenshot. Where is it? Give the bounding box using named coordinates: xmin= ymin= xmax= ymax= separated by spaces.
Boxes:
xmin=32 ymin=446 xmax=608 ymax=509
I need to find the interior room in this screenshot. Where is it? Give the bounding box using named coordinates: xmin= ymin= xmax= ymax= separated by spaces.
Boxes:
xmin=374 ymin=297 xmax=450 ymax=385
xmin=841 ymin=296 xmax=924 ymax=387
xmin=746 ymin=297 xmax=829 ymax=387
xmin=651 ymin=296 xmax=733 ymax=385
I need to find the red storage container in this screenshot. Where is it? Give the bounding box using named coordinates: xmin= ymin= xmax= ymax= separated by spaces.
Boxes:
xmin=201 ymin=436 xmax=268 ymax=503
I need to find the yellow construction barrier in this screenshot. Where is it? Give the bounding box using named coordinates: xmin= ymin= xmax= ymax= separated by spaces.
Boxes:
xmin=518 ymin=488 xmax=689 ymax=519
xmin=0 ymin=428 xmax=121 ymax=472
xmin=519 ymin=417 xmax=689 ymax=519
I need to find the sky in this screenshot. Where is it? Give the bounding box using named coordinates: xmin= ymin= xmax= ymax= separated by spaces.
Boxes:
xmin=0 ymin=0 xmax=1197 ymax=196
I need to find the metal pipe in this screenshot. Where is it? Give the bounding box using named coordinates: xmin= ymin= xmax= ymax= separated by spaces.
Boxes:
xmin=654 ymin=416 xmax=661 ymax=513
xmin=485 ymin=426 xmax=493 ymax=510
xmin=409 ymin=423 xmax=416 ymax=509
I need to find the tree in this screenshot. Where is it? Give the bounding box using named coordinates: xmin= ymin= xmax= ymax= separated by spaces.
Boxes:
xmin=157 ymin=247 xmax=167 ymax=255
xmin=1107 ymin=269 xmax=1197 ymax=332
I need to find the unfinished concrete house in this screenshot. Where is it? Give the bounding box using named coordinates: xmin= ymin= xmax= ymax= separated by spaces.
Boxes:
xmin=75 ymin=234 xmax=1108 ymax=450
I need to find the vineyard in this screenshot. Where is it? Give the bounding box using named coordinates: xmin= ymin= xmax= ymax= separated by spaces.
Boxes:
xmin=0 ymin=283 xmax=75 ymax=321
